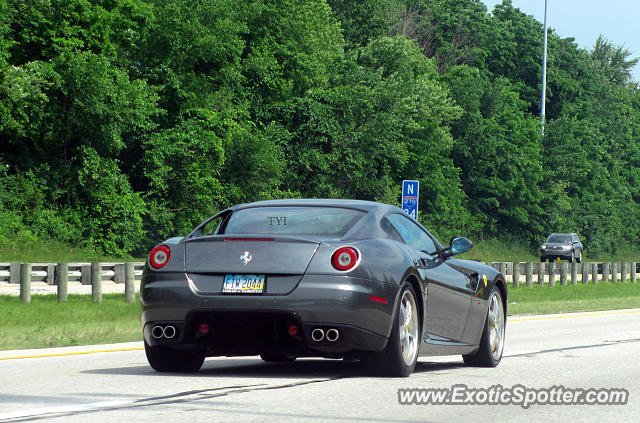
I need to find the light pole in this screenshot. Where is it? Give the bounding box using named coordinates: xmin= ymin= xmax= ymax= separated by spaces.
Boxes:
xmin=541 ymin=0 xmax=548 ymax=136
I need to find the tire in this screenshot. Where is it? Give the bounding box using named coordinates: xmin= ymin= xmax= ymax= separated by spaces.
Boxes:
xmin=463 ymin=287 xmax=505 ymax=367
xmin=577 ymin=250 xmax=582 ymax=263
xmin=361 ymin=283 xmax=420 ymax=377
xmin=569 ymin=250 xmax=575 ymax=263
xmin=260 ymin=353 xmax=296 ymax=363
xmin=144 ymin=340 xmax=205 ymax=372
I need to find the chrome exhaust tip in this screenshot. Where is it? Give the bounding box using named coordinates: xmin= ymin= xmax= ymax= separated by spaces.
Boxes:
xmin=326 ymin=328 xmax=339 ymax=342
xmin=151 ymin=325 xmax=164 ymax=339
xmin=163 ymin=325 xmax=176 ymax=339
xmin=311 ymin=328 xmax=325 ymax=342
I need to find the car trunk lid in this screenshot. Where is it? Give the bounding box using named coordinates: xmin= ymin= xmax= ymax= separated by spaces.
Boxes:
xmin=184 ymin=236 xmax=320 ymax=295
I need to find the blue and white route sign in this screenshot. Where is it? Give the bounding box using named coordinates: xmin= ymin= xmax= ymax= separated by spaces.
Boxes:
xmin=402 ymin=180 xmax=419 ymax=219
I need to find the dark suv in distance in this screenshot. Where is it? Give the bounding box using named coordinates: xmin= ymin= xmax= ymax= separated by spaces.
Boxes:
xmin=540 ymin=233 xmax=583 ymax=262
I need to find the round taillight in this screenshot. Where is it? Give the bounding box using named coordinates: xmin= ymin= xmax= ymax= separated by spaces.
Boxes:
xmin=331 ymin=247 xmax=359 ymax=271
xmin=149 ymin=245 xmax=171 ymax=269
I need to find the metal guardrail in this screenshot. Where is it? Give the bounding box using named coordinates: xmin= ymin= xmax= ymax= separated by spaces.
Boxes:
xmin=2 ymin=260 xmax=637 ymax=304
xmin=487 ymin=261 xmax=638 ymax=287
xmin=2 ymin=261 xmax=637 ymax=286
xmin=0 ymin=262 xmax=144 ymax=303
xmin=0 ymin=262 xmax=144 ymax=284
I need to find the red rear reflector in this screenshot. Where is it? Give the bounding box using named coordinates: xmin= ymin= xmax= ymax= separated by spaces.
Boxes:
xmin=370 ymin=295 xmax=388 ymax=304
xmin=149 ymin=245 xmax=171 ymax=269
xmin=198 ymin=323 xmax=210 ymax=335
xmin=287 ymin=324 xmax=299 ymax=337
xmin=224 ymin=238 xmax=275 ymax=242
xmin=331 ymin=247 xmax=359 ymax=271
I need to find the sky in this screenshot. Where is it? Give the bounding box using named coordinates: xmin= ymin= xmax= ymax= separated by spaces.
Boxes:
xmin=480 ymin=0 xmax=640 ymax=82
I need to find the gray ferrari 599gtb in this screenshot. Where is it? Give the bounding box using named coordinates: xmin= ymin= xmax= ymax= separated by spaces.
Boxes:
xmin=141 ymin=199 xmax=507 ymax=376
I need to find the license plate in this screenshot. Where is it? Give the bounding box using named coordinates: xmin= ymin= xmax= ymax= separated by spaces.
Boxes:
xmin=223 ymin=274 xmax=266 ymax=294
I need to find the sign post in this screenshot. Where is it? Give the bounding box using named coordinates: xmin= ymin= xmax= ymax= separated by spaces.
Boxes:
xmin=402 ymin=180 xmax=419 ymax=220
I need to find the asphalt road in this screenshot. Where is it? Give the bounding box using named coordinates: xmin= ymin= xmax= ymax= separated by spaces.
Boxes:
xmin=1 ymin=308 xmax=638 ymax=423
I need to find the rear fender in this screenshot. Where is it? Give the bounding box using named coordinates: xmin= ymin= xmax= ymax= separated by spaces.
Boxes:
xmin=144 ymin=237 xmax=185 ymax=275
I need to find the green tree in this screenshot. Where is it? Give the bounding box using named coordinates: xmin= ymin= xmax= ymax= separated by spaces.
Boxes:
xmin=327 ymin=0 xmax=403 ymax=48
xmin=77 ymin=147 xmax=146 ymax=256
xmin=0 ymin=0 xmax=157 ymax=256
xmin=590 ymin=35 xmax=640 ymax=85
xmin=443 ymin=65 xmax=544 ymax=239
xmin=276 ymin=36 xmax=473 ymax=235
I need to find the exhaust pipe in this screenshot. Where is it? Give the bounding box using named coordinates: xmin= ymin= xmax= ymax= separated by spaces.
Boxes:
xmin=311 ymin=328 xmax=325 ymax=342
xmin=151 ymin=325 xmax=164 ymax=339
xmin=163 ymin=325 xmax=176 ymax=339
xmin=326 ymin=328 xmax=339 ymax=342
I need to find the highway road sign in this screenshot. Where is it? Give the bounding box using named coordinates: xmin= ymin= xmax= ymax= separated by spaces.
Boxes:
xmin=402 ymin=180 xmax=419 ymax=219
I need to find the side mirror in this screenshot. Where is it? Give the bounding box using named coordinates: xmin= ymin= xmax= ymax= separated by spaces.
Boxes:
xmin=443 ymin=236 xmax=473 ymax=258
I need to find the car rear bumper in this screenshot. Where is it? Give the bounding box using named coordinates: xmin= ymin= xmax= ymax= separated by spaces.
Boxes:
xmin=540 ymin=251 xmax=572 ymax=260
xmin=140 ymin=271 xmax=398 ymax=356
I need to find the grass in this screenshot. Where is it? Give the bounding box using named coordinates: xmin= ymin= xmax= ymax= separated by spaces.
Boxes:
xmin=0 ymin=294 xmax=142 ymax=351
xmin=459 ymin=238 xmax=539 ymax=262
xmin=507 ymin=281 xmax=640 ymax=315
xmin=459 ymin=238 xmax=640 ymax=263
xmin=0 ymin=240 xmax=143 ymax=262
xmin=584 ymin=244 xmax=640 ymax=262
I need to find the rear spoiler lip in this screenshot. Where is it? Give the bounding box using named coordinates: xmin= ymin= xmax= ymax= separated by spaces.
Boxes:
xmin=183 ymin=234 xmax=324 ymax=245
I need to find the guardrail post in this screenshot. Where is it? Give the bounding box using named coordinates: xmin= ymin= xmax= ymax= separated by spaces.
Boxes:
xmin=537 ymin=262 xmax=545 ymax=286
xmin=10 ymin=262 xmax=20 ymax=284
xmin=560 ymin=262 xmax=567 ymax=286
xmin=602 ymin=262 xmax=609 ymax=282
xmin=56 ymin=263 xmax=68 ymax=302
xmin=125 ymin=262 xmax=135 ymax=303
xmin=525 ymin=262 xmax=533 ymax=287
xmin=581 ymin=262 xmax=589 ymax=284
xmin=632 ymin=262 xmax=637 ymax=283
xmin=498 ymin=263 xmax=507 ymax=280
xmin=591 ymin=262 xmax=597 ymax=284
xmin=91 ymin=262 xmax=102 ymax=303
xmin=81 ymin=265 xmax=91 ymax=285
xmin=619 ymin=262 xmax=624 ymax=282
xmin=620 ymin=262 xmax=624 ymax=282
xmin=114 ymin=264 xmax=125 ymax=283
xmin=570 ymin=262 xmax=578 ymax=285
xmin=549 ymin=262 xmax=556 ymax=287
xmin=512 ymin=262 xmax=520 ymax=288
xmin=20 ymin=263 xmax=31 ymax=304
xmin=46 ymin=264 xmax=55 ymax=285
xmin=611 ymin=262 xmax=618 ymax=282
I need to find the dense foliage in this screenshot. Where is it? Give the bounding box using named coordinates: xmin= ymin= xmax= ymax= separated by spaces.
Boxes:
xmin=1 ymin=0 xmax=639 ymax=257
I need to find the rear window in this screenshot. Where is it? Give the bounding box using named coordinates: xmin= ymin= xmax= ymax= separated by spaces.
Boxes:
xmin=547 ymin=234 xmax=571 ymax=243
xmin=223 ymin=207 xmax=365 ymax=237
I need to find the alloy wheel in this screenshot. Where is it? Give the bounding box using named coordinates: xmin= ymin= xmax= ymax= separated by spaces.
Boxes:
xmin=487 ymin=290 xmax=505 ymax=361
xmin=399 ymin=290 xmax=419 ymax=366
